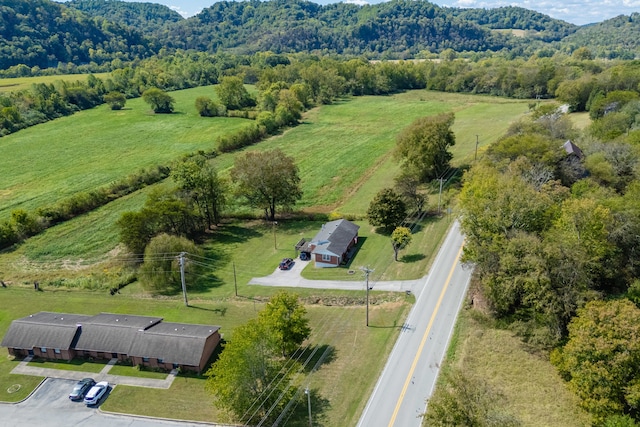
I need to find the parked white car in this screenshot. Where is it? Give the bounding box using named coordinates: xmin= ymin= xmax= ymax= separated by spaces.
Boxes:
xmin=83 ymin=381 xmax=109 ymax=406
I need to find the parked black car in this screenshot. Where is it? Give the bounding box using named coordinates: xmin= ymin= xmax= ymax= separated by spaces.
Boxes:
xmin=279 ymin=258 xmax=294 ymax=270
xmin=69 ymin=378 xmax=96 ymax=401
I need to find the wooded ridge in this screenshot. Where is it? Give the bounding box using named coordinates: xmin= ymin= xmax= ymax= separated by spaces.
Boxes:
xmin=2 ymin=0 xmax=639 ymax=73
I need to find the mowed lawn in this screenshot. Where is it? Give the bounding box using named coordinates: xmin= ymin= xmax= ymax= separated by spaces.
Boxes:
xmin=0 ymin=85 xmax=253 ymax=219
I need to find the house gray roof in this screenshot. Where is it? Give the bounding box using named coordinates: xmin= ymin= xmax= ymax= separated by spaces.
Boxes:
xmin=129 ymin=322 xmax=220 ymax=366
xmin=563 ymin=140 xmax=584 ymax=158
xmin=74 ymin=313 xmax=163 ymax=354
xmin=311 ymin=219 xmax=360 ymax=256
xmin=0 ymin=312 xmax=90 ymax=350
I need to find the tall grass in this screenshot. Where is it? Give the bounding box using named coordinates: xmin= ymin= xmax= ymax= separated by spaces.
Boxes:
xmin=435 ymin=308 xmax=592 ymax=427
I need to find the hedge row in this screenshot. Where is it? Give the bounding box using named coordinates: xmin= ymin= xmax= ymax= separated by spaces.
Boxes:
xmin=0 ymin=165 xmax=170 ymax=250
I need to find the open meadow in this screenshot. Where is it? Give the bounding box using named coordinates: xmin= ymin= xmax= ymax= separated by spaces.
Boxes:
xmin=0 ymin=85 xmax=253 ymax=219
xmin=437 ymin=307 xmax=592 ymax=427
xmin=0 ymin=73 xmax=111 ymax=94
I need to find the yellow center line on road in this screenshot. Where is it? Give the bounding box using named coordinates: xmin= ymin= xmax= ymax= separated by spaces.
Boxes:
xmin=387 ymin=243 xmax=464 ymax=427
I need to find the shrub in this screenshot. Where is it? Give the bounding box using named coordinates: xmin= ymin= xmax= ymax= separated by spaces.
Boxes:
xmin=217 ymin=123 xmax=267 ymax=153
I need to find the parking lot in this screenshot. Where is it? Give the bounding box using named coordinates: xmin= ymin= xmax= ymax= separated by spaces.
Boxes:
xmin=0 ymin=378 xmax=222 ymax=427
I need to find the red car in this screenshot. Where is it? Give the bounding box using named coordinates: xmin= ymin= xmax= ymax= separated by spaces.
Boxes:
xmin=279 ymin=258 xmax=294 ymax=270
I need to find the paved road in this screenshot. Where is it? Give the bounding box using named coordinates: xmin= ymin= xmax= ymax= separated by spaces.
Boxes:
xmin=0 ymin=378 xmax=225 ymax=427
xmin=357 ymin=220 xmax=471 ymax=427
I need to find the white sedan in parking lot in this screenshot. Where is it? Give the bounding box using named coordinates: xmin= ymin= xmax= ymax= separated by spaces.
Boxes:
xmin=83 ymin=381 xmax=109 ymax=406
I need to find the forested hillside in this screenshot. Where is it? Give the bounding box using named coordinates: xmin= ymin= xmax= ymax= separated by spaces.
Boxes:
xmin=452 ymin=6 xmax=577 ymax=42
xmin=0 ymin=0 xmax=157 ymax=70
xmin=161 ymin=0 xmax=512 ymax=56
xmin=66 ymin=0 xmax=184 ymax=35
xmin=559 ymin=13 xmax=640 ymax=59
xmin=2 ymin=0 xmax=638 ymax=70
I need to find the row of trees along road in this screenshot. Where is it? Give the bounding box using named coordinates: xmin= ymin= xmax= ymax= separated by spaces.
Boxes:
xmin=451 ymin=95 xmax=640 ymax=425
xmin=367 ymin=112 xmax=455 ymax=261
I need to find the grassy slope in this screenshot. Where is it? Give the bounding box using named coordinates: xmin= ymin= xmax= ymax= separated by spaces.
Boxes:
xmin=437 ymin=308 xmax=592 ymax=427
xmin=0 ymin=85 xmax=252 ymax=219
xmin=0 ymin=90 xmax=529 ymax=271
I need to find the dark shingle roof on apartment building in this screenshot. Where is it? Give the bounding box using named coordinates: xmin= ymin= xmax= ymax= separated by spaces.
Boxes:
xmin=0 ymin=312 xmax=89 ymax=350
xmin=129 ymin=322 xmax=220 ymax=366
xmin=74 ymin=313 xmax=162 ymax=354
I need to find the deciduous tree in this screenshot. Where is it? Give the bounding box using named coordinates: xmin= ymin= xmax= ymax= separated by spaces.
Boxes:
xmin=139 ymin=234 xmax=202 ymax=294
xmin=230 ymin=149 xmax=302 ymax=221
xmin=116 ymin=209 xmax=158 ymax=254
xmin=206 ymin=292 xmax=311 ymax=425
xmin=141 ymin=87 xmax=174 ymax=113
xmin=391 ymin=226 xmax=412 ymax=261
xmin=172 ymin=156 xmax=228 ymax=228
xmin=103 ymin=91 xmax=126 ymax=110
xmin=216 ymin=76 xmax=254 ymax=110
xmin=395 ymin=113 xmax=456 ymax=183
xmin=552 ymin=300 xmax=640 ymax=424
xmin=195 ymin=96 xmax=224 ymax=117
xmin=394 ymin=170 xmax=425 ymax=213
xmin=258 ymin=291 xmax=311 ymax=356
xmin=367 ymin=188 xmax=407 ymax=233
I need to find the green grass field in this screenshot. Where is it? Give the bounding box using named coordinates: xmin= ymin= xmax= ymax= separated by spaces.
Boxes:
xmin=0 ymin=88 xmax=529 ymax=223
xmin=107 ymin=364 xmax=168 ymax=379
xmin=27 ymin=358 xmax=107 ymax=373
xmin=0 ymin=73 xmax=111 ymax=94
xmin=0 ymin=85 xmax=252 ymax=220
xmin=0 ymin=287 xmax=410 ymax=425
xmin=0 ymin=88 xmax=529 ymax=278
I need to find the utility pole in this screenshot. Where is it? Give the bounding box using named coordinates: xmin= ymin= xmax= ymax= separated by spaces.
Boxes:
xmin=437 ymin=177 xmax=444 ymax=215
xmin=305 ymin=386 xmax=312 ymax=427
xmin=273 ymin=221 xmax=278 ymax=249
xmin=233 ymin=262 xmax=238 ymax=297
xmin=475 ymin=134 xmax=479 ymax=161
xmin=361 ymin=266 xmax=374 ymax=326
xmin=178 ymin=252 xmax=189 ymax=307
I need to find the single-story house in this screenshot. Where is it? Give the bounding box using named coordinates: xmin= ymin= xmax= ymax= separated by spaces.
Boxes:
xmin=1 ymin=312 xmax=221 ymax=373
xmin=307 ymin=219 xmax=360 ymax=268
